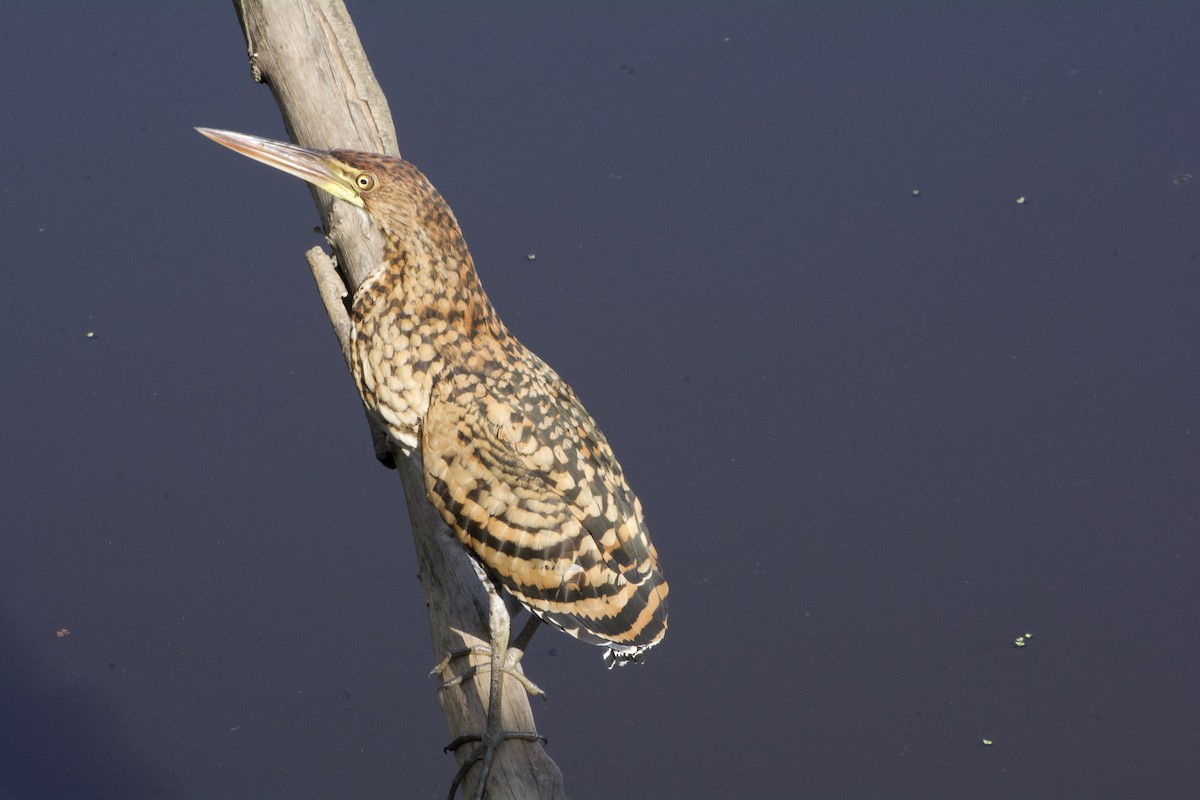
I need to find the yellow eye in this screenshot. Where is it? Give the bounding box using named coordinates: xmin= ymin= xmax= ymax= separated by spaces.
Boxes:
xmin=355 ymin=172 xmax=377 ymax=191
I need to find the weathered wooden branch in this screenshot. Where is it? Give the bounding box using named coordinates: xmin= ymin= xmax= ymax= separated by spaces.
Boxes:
xmin=226 ymin=2 xmax=564 ymax=797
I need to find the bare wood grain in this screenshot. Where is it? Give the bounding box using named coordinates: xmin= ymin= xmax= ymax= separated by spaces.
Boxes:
xmin=225 ymin=2 xmax=564 ymax=797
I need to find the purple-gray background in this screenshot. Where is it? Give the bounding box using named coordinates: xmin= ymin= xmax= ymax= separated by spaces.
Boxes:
xmin=2 ymin=3 xmax=1198 ymax=798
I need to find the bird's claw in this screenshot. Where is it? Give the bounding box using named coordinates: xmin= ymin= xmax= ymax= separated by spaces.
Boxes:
xmin=438 ymin=573 xmax=547 ymax=798
xmin=445 ymin=731 xmax=547 ymax=800
xmin=432 ymin=645 xmax=545 ymax=698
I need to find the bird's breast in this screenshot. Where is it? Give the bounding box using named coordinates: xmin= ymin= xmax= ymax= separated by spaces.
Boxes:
xmin=349 ymin=276 xmax=450 ymax=453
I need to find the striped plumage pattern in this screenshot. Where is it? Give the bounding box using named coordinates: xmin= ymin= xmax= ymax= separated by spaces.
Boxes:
xmin=342 ymin=151 xmax=668 ymax=664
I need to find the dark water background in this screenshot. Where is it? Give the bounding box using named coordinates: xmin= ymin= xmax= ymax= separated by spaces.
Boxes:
xmin=2 ymin=3 xmax=1198 ymax=798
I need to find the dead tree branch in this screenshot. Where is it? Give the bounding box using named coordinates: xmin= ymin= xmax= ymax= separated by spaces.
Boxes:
xmin=224 ymin=2 xmax=564 ymax=796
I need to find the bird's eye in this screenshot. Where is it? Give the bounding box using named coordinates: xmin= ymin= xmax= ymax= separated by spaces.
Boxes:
xmin=355 ymin=173 xmax=377 ymax=191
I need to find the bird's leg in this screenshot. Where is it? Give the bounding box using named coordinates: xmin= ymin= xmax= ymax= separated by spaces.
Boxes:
xmin=433 ymin=612 xmax=544 ymax=697
xmin=436 ymin=597 xmax=549 ymax=695
xmin=440 ymin=561 xmax=545 ymax=800
xmin=509 ymin=613 xmax=542 ymax=658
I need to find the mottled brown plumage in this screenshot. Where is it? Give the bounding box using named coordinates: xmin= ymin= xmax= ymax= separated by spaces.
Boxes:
xmin=196 ymin=130 xmax=668 ymax=664
xmin=344 ymin=153 xmax=668 ymax=664
xmin=198 ymin=128 xmax=668 ymax=799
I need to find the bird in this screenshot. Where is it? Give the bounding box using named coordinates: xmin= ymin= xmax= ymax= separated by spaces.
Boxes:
xmin=197 ymin=128 xmax=668 ymax=798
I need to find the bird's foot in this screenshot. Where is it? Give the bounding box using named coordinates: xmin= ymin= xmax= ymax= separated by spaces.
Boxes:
xmin=432 ymin=644 xmax=545 ymax=699
xmin=436 ymin=639 xmax=546 ymax=799
xmin=438 ymin=568 xmax=547 ymax=798
xmin=444 ymin=730 xmax=547 ymax=800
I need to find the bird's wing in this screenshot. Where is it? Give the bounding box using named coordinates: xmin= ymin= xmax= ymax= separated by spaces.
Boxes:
xmin=421 ymin=363 xmax=667 ymax=649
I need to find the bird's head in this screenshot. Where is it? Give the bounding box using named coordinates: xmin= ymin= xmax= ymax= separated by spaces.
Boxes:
xmin=196 ymin=128 xmax=441 ymax=237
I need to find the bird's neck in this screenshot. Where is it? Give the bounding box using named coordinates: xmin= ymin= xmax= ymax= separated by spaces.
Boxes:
xmin=362 ymin=227 xmax=507 ymax=349
xmin=347 ymin=215 xmax=512 ymax=454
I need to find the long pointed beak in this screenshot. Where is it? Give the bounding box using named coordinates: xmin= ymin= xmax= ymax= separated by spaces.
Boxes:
xmin=195 ymin=128 xmax=365 ymax=208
